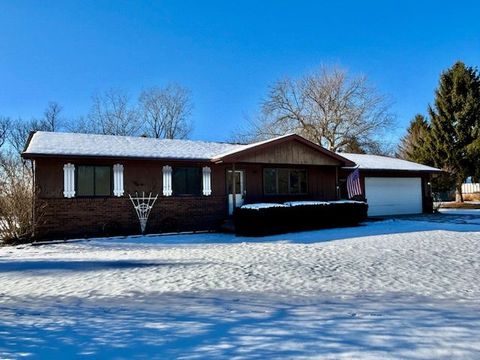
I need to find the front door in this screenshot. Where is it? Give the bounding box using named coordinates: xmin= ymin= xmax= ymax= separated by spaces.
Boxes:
xmin=227 ymin=170 xmax=245 ymax=215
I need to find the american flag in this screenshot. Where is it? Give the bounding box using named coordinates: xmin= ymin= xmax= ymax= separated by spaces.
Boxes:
xmin=347 ymin=168 xmax=362 ymax=198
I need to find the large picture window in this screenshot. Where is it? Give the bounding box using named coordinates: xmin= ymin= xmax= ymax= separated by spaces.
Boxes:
xmin=77 ymin=165 xmax=112 ymax=196
xmin=263 ymin=168 xmax=307 ymax=195
xmin=172 ymin=167 xmax=202 ymax=196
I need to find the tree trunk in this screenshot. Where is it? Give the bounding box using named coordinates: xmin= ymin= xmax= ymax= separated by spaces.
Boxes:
xmin=455 ymin=183 xmax=464 ymax=203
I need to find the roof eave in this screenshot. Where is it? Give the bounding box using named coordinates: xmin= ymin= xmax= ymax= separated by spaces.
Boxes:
xmin=20 ymin=130 xmax=37 ymax=159
xmin=342 ymin=166 xmax=443 ymax=173
xmin=20 ymin=153 xmax=213 ymax=162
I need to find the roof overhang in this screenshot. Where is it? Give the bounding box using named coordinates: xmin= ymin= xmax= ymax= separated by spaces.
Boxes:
xmin=341 ymin=167 xmax=444 ymax=173
xmin=20 ymin=130 xmax=37 ymax=159
xmin=21 ymin=152 xmax=212 ymax=162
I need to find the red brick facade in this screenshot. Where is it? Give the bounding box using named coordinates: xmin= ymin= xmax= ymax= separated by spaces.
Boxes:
xmin=35 ymin=196 xmax=228 ymax=240
xmin=31 ymin=157 xmax=232 ymax=239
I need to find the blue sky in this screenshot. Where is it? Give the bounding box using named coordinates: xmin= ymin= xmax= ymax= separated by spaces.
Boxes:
xmin=1 ymin=0 xmax=479 ymax=143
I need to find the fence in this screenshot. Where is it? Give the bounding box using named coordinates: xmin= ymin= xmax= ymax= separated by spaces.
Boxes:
xmin=462 ymin=183 xmax=480 ymax=194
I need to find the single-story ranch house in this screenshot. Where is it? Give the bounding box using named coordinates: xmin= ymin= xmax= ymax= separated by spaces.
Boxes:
xmin=22 ymin=131 xmax=440 ymax=239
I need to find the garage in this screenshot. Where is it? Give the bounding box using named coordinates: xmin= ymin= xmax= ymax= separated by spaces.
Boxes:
xmin=364 ymin=177 xmax=423 ymax=216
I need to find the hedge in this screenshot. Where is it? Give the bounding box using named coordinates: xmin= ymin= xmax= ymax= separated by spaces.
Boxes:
xmin=233 ymin=202 xmax=368 ymax=236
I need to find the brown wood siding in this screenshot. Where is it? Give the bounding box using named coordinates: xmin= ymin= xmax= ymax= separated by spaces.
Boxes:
xmin=239 ymin=164 xmax=337 ymax=203
xmin=235 ymin=140 xmax=342 ymax=166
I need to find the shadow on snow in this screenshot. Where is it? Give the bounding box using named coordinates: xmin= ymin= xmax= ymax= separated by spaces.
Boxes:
xmin=0 ymin=260 xmax=202 ymax=273
xmin=89 ymin=216 xmax=480 ymax=246
xmin=0 ymin=292 xmax=479 ymax=359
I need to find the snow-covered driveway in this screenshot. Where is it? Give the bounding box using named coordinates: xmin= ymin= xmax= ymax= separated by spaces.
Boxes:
xmin=1 ymin=217 xmax=480 ymax=359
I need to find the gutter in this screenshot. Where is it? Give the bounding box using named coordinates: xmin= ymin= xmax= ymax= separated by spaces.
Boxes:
xmin=341 ymin=167 xmax=443 ymax=173
xmin=21 ymin=153 xmax=213 ymax=163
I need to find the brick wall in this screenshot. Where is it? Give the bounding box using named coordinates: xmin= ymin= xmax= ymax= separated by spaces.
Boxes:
xmin=35 ymin=195 xmax=228 ymax=240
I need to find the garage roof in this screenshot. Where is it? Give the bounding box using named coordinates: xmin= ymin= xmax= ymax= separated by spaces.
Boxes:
xmin=339 ymin=153 xmax=441 ymax=172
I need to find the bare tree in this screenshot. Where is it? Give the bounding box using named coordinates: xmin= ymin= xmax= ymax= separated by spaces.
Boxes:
xmin=239 ymin=65 xmax=393 ymax=152
xmin=139 ymin=84 xmax=193 ymax=139
xmin=0 ymin=116 xmax=10 ymax=149
xmin=88 ymin=89 xmax=142 ymax=136
xmin=65 ymin=116 xmax=92 ymax=134
xmin=3 ymin=102 xmax=64 ymax=155
xmin=0 ymin=153 xmax=37 ymax=243
xmin=42 ymin=101 xmax=63 ymax=131
xmin=8 ymin=118 xmax=51 ymax=155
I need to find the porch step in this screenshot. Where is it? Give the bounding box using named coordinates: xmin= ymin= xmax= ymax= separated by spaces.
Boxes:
xmin=220 ymin=219 xmax=236 ymax=233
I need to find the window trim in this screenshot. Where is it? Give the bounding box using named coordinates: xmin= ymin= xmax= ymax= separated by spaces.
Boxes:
xmin=263 ymin=167 xmax=308 ymax=195
xmin=75 ymin=165 xmax=113 ymax=198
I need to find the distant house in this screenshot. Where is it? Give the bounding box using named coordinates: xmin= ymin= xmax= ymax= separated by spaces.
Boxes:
xmin=22 ymin=132 xmax=440 ymax=239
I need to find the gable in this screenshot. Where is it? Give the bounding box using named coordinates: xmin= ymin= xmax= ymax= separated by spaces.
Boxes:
xmin=229 ymin=139 xmax=343 ymax=166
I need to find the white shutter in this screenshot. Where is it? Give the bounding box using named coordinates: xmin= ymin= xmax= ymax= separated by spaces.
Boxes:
xmin=63 ymin=163 xmax=75 ymax=198
xmin=113 ymin=164 xmax=124 ymax=197
xmin=202 ymin=166 xmax=212 ymax=196
xmin=163 ymin=165 xmax=173 ymax=196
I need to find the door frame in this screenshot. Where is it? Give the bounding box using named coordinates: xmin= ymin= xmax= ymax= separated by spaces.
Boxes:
xmin=227 ymin=169 xmax=245 ymax=215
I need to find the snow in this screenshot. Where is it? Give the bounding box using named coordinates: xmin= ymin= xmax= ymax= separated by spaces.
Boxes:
xmin=439 ymin=208 xmax=480 ymax=216
xmin=240 ymin=203 xmax=287 ymax=210
xmin=328 ymin=200 xmax=366 ymax=204
xmin=339 ymin=152 xmax=440 ymax=172
xmin=244 ymin=200 xmax=366 ymax=208
xmin=1 ymin=217 xmax=480 ymax=358
xmin=439 ymin=208 xmax=480 ymax=225
xmin=23 ymin=131 xmax=246 ymax=160
xmin=23 ymin=132 xmax=296 ymax=161
xmin=283 ymin=200 xmax=330 ymax=206
xmin=24 ymin=132 xmax=438 ymax=174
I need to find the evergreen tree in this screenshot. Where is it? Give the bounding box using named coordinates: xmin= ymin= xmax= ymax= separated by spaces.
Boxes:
xmin=397 ymin=114 xmax=431 ymax=163
xmin=428 ymin=61 xmax=480 ymax=202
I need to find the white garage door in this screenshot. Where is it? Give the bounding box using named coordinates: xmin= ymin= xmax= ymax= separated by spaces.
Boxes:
xmin=365 ymin=177 xmax=423 ymax=216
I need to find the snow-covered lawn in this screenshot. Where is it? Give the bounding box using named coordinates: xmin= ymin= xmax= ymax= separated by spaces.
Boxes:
xmin=1 ymin=216 xmax=480 ymax=359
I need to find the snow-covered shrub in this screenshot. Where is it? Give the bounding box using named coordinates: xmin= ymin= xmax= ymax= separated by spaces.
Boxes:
xmin=0 ymin=155 xmax=37 ymax=244
xmin=234 ymin=201 xmax=368 ymax=236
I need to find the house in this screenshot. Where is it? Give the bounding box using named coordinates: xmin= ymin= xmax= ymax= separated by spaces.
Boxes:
xmin=22 ymin=131 xmax=440 ymax=239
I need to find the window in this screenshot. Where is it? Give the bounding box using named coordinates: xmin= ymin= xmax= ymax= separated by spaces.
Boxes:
xmin=172 ymin=167 xmax=202 ymax=195
xmin=77 ymin=165 xmax=112 ymax=196
xmin=263 ymin=168 xmax=307 ymax=195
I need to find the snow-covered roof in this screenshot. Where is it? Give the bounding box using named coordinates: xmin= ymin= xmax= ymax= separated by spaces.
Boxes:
xmin=23 ymin=131 xmax=247 ymax=160
xmin=23 ymin=132 xmax=353 ymax=165
xmin=339 ymin=153 xmax=441 ymax=172
xmin=22 ymin=132 xmax=440 ymax=172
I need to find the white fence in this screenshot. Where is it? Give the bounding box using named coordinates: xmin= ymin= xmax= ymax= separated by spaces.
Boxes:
xmin=462 ymin=183 xmax=480 ymax=194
